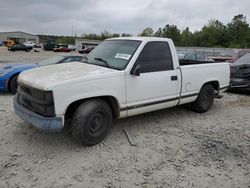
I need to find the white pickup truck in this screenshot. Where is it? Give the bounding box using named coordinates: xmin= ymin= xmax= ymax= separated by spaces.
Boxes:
xmin=14 ymin=37 xmax=230 ymax=145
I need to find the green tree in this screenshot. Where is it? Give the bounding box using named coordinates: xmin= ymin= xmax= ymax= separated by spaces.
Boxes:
xmin=227 ymin=14 xmax=250 ymax=47
xmin=140 ymin=27 xmax=154 ymax=36
xmin=199 ymin=20 xmax=227 ymax=47
xmin=162 ymin=24 xmax=181 ymax=45
xmin=154 ymin=27 xmax=163 ymax=37
xmin=180 ymin=27 xmax=193 ymax=46
xmin=100 ymin=30 xmax=112 ymax=40
xmin=112 ymin=33 xmax=120 ymax=38
xmin=121 ymin=33 xmax=132 ymax=37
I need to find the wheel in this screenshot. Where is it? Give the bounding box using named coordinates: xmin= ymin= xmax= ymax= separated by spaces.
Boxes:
xmin=191 ymin=84 xmax=215 ymax=113
xmin=71 ymin=99 xmax=112 ymax=146
xmin=9 ymin=75 xmax=19 ymax=94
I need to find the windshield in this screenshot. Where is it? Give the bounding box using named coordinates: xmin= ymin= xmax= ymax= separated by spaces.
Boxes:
xmin=177 ymin=51 xmax=188 ymax=58
xmin=84 ymin=40 xmax=141 ymax=70
xmin=231 ymin=53 xmax=250 ymax=66
xmin=38 ymin=55 xmax=65 ymax=66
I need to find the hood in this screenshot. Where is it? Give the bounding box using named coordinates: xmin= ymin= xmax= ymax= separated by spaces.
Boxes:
xmin=0 ymin=64 xmax=38 ymax=75
xmin=230 ymin=64 xmax=250 ymax=78
xmin=0 ymin=63 xmax=38 ymax=71
xmin=18 ymin=62 xmax=121 ymax=90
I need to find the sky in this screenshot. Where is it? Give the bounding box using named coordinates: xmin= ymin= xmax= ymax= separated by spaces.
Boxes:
xmin=0 ymin=0 xmax=250 ymax=36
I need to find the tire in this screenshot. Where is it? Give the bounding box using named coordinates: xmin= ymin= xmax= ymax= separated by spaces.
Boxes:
xmin=9 ymin=75 xmax=19 ymax=94
xmin=71 ymin=99 xmax=112 ymax=146
xmin=191 ymin=84 xmax=215 ymax=113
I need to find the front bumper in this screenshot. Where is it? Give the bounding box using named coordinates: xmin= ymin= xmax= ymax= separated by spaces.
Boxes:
xmin=14 ymin=96 xmax=64 ymax=131
xmin=229 ymin=84 xmax=250 ymax=91
xmin=229 ymin=78 xmax=250 ymax=91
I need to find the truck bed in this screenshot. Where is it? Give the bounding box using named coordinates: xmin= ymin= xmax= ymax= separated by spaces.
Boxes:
xmin=179 ymin=59 xmax=217 ymax=66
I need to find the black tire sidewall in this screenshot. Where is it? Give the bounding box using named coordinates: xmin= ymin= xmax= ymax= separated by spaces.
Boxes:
xmin=71 ymin=99 xmax=112 ymax=146
xmin=192 ymin=84 xmax=215 ymax=113
xmin=10 ymin=75 xmax=18 ymax=94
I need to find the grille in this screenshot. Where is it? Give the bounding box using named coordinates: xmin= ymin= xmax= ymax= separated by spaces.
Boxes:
xmin=20 ymin=85 xmax=31 ymax=95
xmin=17 ymin=84 xmax=55 ymax=117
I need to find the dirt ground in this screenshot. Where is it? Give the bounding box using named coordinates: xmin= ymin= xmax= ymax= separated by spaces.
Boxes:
xmin=0 ymin=47 xmax=250 ymax=188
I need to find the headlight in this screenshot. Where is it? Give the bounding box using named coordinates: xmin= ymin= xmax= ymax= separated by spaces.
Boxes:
xmin=0 ymin=70 xmax=12 ymax=76
xmin=0 ymin=72 xmax=7 ymax=76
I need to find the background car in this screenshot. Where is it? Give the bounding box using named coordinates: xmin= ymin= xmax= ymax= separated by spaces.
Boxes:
xmin=8 ymin=44 xmax=33 ymax=52
xmin=231 ymin=49 xmax=250 ymax=63
xmin=209 ymin=50 xmax=250 ymax=63
xmin=5 ymin=40 xmax=16 ymax=48
xmin=79 ymin=47 xmax=94 ymax=54
xmin=209 ymin=51 xmax=238 ymax=62
xmin=23 ymin=41 xmax=36 ymax=47
xmin=53 ymin=44 xmax=71 ymax=52
xmin=53 ymin=47 xmax=71 ymax=52
xmin=177 ymin=51 xmax=213 ymax=62
xmin=43 ymin=42 xmax=57 ymax=51
xmin=0 ymin=55 xmax=84 ymax=93
xmin=229 ymin=53 xmax=250 ymax=91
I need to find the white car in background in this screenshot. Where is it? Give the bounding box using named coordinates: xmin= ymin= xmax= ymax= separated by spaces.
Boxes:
xmin=23 ymin=41 xmax=36 ymax=47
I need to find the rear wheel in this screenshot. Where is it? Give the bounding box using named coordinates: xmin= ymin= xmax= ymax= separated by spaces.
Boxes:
xmin=191 ymin=84 xmax=215 ymax=113
xmin=71 ymin=99 xmax=112 ymax=146
xmin=9 ymin=75 xmax=19 ymax=94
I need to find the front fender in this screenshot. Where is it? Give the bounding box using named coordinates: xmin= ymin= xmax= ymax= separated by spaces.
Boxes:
xmin=52 ymin=77 xmax=127 ymax=116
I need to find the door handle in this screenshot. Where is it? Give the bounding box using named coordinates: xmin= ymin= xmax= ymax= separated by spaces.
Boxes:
xmin=171 ymin=76 xmax=178 ymax=81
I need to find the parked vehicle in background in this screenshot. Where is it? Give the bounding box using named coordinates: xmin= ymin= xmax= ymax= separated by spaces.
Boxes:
xmin=229 ymin=53 xmax=250 ymax=91
xmin=53 ymin=45 xmax=71 ymax=52
xmin=43 ymin=42 xmax=57 ymax=51
xmin=79 ymin=47 xmax=94 ymax=54
xmin=14 ymin=37 xmax=230 ymax=146
xmin=0 ymin=55 xmax=84 ymax=93
xmin=53 ymin=47 xmax=71 ymax=52
xmin=8 ymin=44 xmax=32 ymax=52
xmin=68 ymin=45 xmax=77 ymax=51
xmin=209 ymin=49 xmax=250 ymax=63
xmin=231 ymin=49 xmax=250 ymax=63
xmin=178 ymin=51 xmax=213 ymax=62
xmin=5 ymin=40 xmax=16 ymax=48
xmin=23 ymin=41 xmax=36 ymax=47
xmin=209 ymin=50 xmax=238 ymax=62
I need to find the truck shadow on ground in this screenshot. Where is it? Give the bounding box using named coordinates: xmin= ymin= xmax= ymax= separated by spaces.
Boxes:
xmin=0 ymin=92 xmax=14 ymax=96
xmin=226 ymin=90 xmax=250 ymax=96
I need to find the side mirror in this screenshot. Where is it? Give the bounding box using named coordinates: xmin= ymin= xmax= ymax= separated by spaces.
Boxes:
xmin=131 ymin=64 xmax=140 ymax=76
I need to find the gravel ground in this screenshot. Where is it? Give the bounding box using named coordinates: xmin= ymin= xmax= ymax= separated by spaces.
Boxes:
xmin=0 ymin=47 xmax=250 ymax=188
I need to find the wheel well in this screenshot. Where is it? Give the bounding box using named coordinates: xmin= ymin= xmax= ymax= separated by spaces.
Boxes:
xmin=65 ymin=96 xmax=120 ymax=121
xmin=203 ymin=81 xmax=219 ymax=91
xmin=7 ymin=73 xmax=19 ymax=92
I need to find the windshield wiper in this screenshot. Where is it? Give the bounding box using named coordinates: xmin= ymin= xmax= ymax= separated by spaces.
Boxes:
xmin=94 ymin=57 xmax=112 ymax=68
xmin=81 ymin=56 xmax=88 ymax=62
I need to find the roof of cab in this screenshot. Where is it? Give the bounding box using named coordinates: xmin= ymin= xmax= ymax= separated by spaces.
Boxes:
xmin=106 ymin=37 xmax=171 ymax=42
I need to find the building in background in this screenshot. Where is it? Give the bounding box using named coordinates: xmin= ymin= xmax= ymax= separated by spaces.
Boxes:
xmin=75 ymin=38 xmax=101 ymax=51
xmin=0 ymin=31 xmax=39 ymax=45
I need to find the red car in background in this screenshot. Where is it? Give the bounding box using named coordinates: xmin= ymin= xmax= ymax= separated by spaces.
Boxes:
xmin=79 ymin=47 xmax=94 ymax=54
xmin=209 ymin=49 xmax=250 ymax=63
xmin=53 ymin=45 xmax=72 ymax=52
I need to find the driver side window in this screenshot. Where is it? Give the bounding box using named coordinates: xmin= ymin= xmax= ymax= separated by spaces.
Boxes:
xmin=135 ymin=41 xmax=173 ymax=73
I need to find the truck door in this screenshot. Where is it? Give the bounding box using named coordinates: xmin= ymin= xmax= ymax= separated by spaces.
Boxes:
xmin=125 ymin=41 xmax=179 ymax=116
